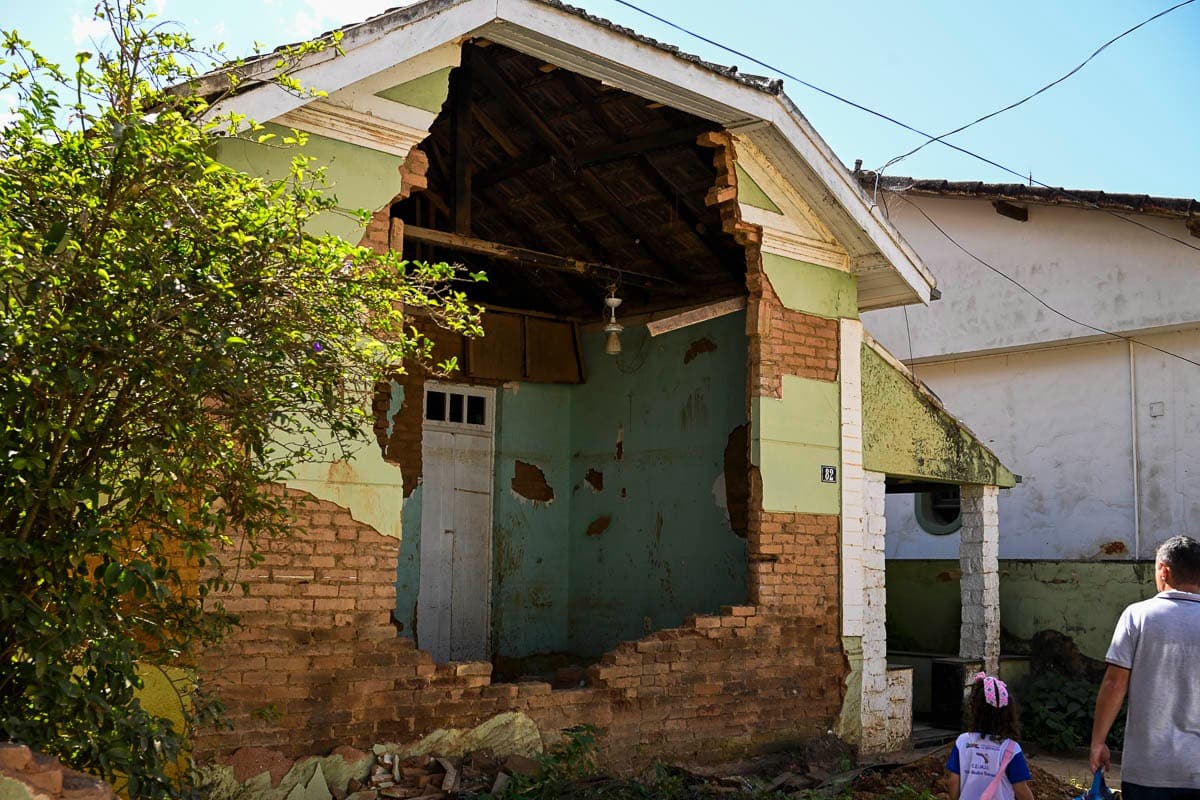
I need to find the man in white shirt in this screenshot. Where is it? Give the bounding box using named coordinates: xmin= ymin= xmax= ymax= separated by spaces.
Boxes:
xmin=1090 ymin=535 xmax=1200 ymax=800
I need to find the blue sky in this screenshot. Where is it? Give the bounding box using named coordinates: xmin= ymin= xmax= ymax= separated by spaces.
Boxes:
xmin=4 ymin=0 xmax=1198 ymax=198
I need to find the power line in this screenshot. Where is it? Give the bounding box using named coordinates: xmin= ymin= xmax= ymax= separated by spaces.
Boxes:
xmin=607 ymin=0 xmax=1200 ymax=254
xmin=891 ymin=191 xmax=1200 ymax=370
xmin=880 ymin=0 xmax=1197 ymax=172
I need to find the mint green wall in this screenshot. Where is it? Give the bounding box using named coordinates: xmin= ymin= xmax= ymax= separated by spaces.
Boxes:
xmin=566 ymin=314 xmax=749 ymax=658
xmin=395 ymin=314 xmax=749 ymax=662
xmin=886 ymin=559 xmax=1158 ymax=659
xmin=752 ymin=375 xmax=841 ymax=515
xmin=491 ymin=383 xmax=573 ymax=658
xmin=395 ymin=485 xmax=423 ymax=638
xmin=212 ymin=123 xmax=402 ymax=243
xmin=761 ymin=253 xmax=857 ymax=319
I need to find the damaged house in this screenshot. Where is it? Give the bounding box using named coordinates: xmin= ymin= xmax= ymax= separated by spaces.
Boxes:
xmin=190 ymin=0 xmax=1016 ymax=766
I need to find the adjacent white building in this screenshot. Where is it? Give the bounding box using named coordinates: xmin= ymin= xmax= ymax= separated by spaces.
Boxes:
xmin=859 ymin=174 xmax=1200 ymax=662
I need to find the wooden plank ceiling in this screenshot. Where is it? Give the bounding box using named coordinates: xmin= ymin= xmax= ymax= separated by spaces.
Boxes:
xmin=392 ymin=40 xmax=749 ymax=320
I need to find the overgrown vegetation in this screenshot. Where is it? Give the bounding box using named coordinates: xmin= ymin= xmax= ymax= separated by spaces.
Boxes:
xmin=0 ymin=4 xmax=479 ymax=797
xmin=1020 ymin=671 xmax=1124 ymax=752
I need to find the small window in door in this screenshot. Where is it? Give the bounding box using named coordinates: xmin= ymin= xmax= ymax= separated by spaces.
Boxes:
xmin=467 ymin=395 xmax=486 ymax=426
xmin=424 ymin=387 xmax=489 ymax=429
xmin=425 ymin=390 xmax=447 ymax=421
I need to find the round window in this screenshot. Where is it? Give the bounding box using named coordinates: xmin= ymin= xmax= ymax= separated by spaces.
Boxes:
xmin=915 ymin=485 xmax=962 ymax=535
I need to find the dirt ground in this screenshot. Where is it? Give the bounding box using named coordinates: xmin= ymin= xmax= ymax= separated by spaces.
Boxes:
xmin=851 ymin=749 xmax=1082 ymax=799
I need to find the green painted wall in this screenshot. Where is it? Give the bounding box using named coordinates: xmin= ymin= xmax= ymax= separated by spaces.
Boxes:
xmin=395 ymin=315 xmax=748 ymax=662
xmin=761 ymin=252 xmax=857 ymax=319
xmin=886 ymin=559 xmax=1157 ymax=660
xmin=567 ymin=314 xmax=749 ymax=658
xmin=752 ymin=376 xmax=841 ymax=515
xmin=394 ymin=485 xmax=423 ymax=638
xmin=862 ymin=344 xmax=1015 ymax=487
xmin=735 ymin=164 xmax=782 ymax=214
xmin=491 ymin=383 xmax=573 ymax=659
xmin=376 ymin=67 xmax=454 ymax=113
xmin=212 ymin=122 xmax=403 ymax=243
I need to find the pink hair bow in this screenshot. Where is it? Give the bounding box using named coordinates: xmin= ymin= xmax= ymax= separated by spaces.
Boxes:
xmin=973 ymin=672 xmax=1009 ymax=708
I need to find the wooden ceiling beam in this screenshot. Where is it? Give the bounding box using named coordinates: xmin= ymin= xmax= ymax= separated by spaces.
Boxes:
xmin=471 ymin=56 xmax=686 ymax=276
xmin=403 ymin=225 xmax=675 ymax=289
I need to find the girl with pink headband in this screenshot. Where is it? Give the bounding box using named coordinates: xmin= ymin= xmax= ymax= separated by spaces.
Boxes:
xmin=946 ymin=673 xmax=1035 ymax=800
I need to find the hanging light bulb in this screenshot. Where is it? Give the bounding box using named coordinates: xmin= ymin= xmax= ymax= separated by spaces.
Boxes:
xmin=603 ymin=287 xmax=623 ymax=356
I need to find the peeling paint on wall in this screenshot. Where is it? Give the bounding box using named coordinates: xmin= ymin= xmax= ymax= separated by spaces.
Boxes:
xmin=511 ymin=461 xmax=554 ymax=503
xmin=723 ymin=423 xmax=750 ymax=538
xmin=584 ymin=469 xmax=604 ymax=492
xmin=585 ymin=515 xmax=612 ymax=537
xmin=684 ymin=337 xmax=718 ymax=364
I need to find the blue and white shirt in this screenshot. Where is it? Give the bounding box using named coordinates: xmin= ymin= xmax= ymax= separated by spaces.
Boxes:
xmin=945 ymin=733 xmax=1032 ymax=800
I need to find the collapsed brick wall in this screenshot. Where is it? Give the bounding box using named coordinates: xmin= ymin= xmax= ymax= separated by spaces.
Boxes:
xmin=196 ymin=489 xmax=842 ymax=764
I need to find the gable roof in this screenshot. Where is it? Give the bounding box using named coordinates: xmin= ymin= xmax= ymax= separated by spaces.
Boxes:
xmin=197 ymin=0 xmax=937 ymax=308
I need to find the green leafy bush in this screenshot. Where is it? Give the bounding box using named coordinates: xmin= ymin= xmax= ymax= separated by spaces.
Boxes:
xmin=1019 ymin=671 xmax=1124 ymax=752
xmin=0 ymin=2 xmax=479 ymax=797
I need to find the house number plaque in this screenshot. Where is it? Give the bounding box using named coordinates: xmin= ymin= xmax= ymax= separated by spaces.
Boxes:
xmin=821 ymin=465 xmax=837 ymax=483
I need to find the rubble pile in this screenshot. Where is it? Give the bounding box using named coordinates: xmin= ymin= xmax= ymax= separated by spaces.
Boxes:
xmin=0 ymin=744 xmax=113 ymax=800
xmin=360 ymin=752 xmax=539 ymax=800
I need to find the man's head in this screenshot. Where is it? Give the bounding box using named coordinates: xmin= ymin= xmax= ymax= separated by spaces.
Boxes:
xmin=1154 ymin=536 xmax=1200 ymax=592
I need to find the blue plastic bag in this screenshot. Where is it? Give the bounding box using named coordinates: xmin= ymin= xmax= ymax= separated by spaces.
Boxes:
xmin=1073 ymin=769 xmax=1115 ymax=800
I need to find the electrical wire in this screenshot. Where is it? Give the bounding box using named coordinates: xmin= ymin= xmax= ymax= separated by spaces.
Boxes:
xmin=891 ymin=191 xmax=1200 ymax=370
xmin=607 ymin=0 xmax=1200 ymax=255
xmin=880 ymin=0 xmax=1197 ymax=172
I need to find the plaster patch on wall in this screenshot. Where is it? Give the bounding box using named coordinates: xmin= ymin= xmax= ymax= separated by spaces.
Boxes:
xmin=285 ymin=419 xmax=405 ymax=540
xmin=684 ymin=337 xmax=718 ymax=364
xmin=385 ymin=380 xmax=404 ymax=439
xmin=712 ymin=473 xmax=727 ymax=511
xmin=511 ymin=461 xmax=554 ymax=504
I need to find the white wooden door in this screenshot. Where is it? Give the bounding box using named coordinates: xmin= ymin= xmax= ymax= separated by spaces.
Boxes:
xmin=416 ymin=383 xmax=495 ymax=663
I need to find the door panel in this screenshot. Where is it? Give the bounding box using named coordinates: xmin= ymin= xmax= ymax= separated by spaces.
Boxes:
xmin=416 ymin=385 xmax=494 ymax=663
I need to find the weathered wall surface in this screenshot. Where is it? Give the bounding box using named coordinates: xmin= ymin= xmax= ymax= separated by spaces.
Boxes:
xmin=861 ymin=344 xmax=1014 ymax=487
xmin=881 ymin=331 xmax=1200 ymax=562
xmin=492 ymin=382 xmax=573 ymax=660
xmin=864 ymin=195 xmax=1200 ymax=359
xmin=567 ymin=315 xmax=749 ymax=658
xmin=886 ymin=559 xmax=1158 ymax=660
xmin=387 ymin=313 xmax=749 ymax=664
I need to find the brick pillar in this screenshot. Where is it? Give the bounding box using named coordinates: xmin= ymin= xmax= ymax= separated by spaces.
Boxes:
xmin=959 ymin=484 xmax=1000 ymax=674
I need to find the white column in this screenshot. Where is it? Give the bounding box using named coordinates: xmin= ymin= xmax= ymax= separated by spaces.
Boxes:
xmin=840 ymin=319 xmax=866 ymax=641
xmin=959 ymin=484 xmax=1000 ymax=674
xmin=860 ymin=469 xmax=902 ymax=752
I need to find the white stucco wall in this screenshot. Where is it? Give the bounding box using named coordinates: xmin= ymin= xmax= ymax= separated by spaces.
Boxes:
xmin=866 ymin=196 xmax=1200 ymax=361
xmin=880 ymin=330 xmax=1200 ymax=560
xmin=866 ymin=196 xmax=1200 ymax=561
